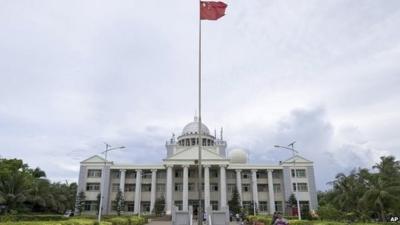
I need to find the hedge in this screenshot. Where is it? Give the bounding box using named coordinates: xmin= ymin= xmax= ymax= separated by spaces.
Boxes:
xmin=0 ymin=216 xmax=146 ymax=225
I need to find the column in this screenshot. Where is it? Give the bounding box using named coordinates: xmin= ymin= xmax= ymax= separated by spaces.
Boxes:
xmin=219 ymin=165 xmax=227 ymax=208
xmin=134 ymin=169 xmax=142 ymax=214
xmin=165 ymin=165 xmax=173 ymax=215
xmin=235 ymin=169 xmax=242 ymax=206
xmin=150 ymin=169 xmax=157 ymax=213
xmin=182 ymin=165 xmax=189 ymax=211
xmin=119 ymin=169 xmax=126 ymax=194
xmin=267 ymin=169 xmax=275 ymax=214
xmin=204 ymin=165 xmax=210 ymax=210
xmin=251 ymin=169 xmax=259 ymax=210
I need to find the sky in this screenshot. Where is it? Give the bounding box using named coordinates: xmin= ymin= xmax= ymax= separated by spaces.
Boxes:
xmin=0 ymin=0 xmax=399 ymax=190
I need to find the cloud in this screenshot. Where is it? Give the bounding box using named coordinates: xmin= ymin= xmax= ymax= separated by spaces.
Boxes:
xmin=0 ymin=0 xmax=400 ymax=190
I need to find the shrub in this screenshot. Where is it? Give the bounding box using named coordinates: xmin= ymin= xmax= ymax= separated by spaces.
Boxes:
xmin=288 ymin=219 xmax=314 ymax=225
xmin=108 ymin=217 xmax=128 ymax=225
xmin=317 ymin=204 xmax=342 ymax=221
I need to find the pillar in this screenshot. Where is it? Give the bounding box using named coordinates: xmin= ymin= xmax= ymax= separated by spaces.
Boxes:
xmin=251 ymin=169 xmax=259 ymax=210
xmin=183 ymin=165 xmax=189 ymax=211
xmin=119 ymin=169 xmax=126 ymax=194
xmin=204 ymin=165 xmax=210 ymax=210
xmin=267 ymin=169 xmax=275 ymax=214
xmin=165 ymin=165 xmax=173 ymax=215
xmin=134 ymin=169 xmax=142 ymax=214
xmin=150 ymin=169 xmax=157 ymax=213
xmin=219 ymin=165 xmax=227 ymax=208
xmin=236 ymin=169 xmax=242 ymax=206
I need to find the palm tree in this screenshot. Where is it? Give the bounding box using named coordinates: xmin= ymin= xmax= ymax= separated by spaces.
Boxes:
xmin=361 ymin=175 xmax=400 ymax=221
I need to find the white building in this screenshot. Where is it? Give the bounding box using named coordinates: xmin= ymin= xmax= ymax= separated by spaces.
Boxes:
xmin=77 ymin=117 xmax=318 ymax=215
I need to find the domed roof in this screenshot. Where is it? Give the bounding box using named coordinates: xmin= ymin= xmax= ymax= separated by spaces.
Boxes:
xmin=229 ymin=148 xmax=248 ymax=164
xmin=182 ymin=117 xmax=210 ymax=135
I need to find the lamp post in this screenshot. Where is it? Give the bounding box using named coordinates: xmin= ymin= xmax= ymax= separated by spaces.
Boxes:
xmin=274 ymin=142 xmax=301 ymax=220
xmin=98 ymin=143 xmax=126 ymax=223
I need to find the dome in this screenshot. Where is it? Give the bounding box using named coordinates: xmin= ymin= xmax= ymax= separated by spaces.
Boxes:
xmin=182 ymin=117 xmax=210 ymax=135
xmin=229 ymin=148 xmax=248 ymax=164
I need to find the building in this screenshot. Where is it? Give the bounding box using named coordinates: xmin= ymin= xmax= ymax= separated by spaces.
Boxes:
xmin=76 ymin=117 xmax=318 ymax=215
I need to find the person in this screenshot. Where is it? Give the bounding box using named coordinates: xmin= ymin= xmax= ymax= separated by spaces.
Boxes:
xmin=273 ymin=212 xmax=288 ymax=225
xmin=236 ymin=213 xmax=240 ymax=222
xmin=271 ymin=212 xmax=278 ymax=225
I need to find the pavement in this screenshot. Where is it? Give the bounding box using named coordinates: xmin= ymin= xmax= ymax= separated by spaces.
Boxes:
xmin=147 ymin=220 xmax=239 ymax=225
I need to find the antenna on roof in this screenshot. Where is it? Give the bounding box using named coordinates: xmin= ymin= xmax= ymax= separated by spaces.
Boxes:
xmin=220 ymin=127 xmax=223 ymax=140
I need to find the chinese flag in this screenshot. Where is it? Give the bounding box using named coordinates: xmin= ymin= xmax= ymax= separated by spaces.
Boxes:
xmin=200 ymin=1 xmax=228 ymax=20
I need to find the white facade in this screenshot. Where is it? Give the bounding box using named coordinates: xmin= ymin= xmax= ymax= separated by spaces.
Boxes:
xmin=76 ymin=117 xmax=318 ymax=215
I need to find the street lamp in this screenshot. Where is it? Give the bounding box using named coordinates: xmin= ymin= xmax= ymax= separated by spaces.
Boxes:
xmin=274 ymin=142 xmax=301 ymax=220
xmin=98 ymin=143 xmax=126 ymax=223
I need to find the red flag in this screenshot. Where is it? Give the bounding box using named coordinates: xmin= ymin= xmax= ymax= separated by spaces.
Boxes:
xmin=200 ymin=1 xmax=227 ymax=20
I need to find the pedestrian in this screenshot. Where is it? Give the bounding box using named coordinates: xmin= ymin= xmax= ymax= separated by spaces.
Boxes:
xmin=273 ymin=212 xmax=288 ymax=225
xmin=271 ymin=212 xmax=278 ymax=225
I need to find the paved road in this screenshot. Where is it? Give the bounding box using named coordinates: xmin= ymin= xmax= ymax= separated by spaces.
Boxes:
xmin=147 ymin=221 xmax=238 ymax=225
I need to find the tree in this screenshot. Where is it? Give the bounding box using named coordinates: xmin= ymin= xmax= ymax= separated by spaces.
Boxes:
xmin=0 ymin=159 xmax=33 ymax=212
xmin=75 ymin=191 xmax=86 ymax=215
xmin=0 ymin=158 xmax=77 ymax=214
xmin=360 ymin=175 xmax=400 ymax=222
xmin=114 ymin=189 xmax=125 ymax=216
xmin=228 ymin=187 xmax=241 ymax=214
xmin=96 ymin=193 xmax=101 ymax=214
xmin=287 ymin=193 xmax=297 ymax=207
xmin=153 ymin=196 xmax=165 ymax=216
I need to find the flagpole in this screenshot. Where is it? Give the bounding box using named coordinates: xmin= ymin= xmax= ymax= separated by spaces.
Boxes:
xmin=197 ymin=0 xmax=203 ymax=224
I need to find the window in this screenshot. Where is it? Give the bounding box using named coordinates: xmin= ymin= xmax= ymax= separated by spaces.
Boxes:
xmin=174 ymin=201 xmax=183 ymax=210
xmin=126 ymin=171 xmax=136 ymax=179
xmin=189 ymin=170 xmax=196 ymax=178
xmin=297 ymin=169 xmax=306 ymax=178
xmin=86 ymin=183 xmax=100 ymax=191
xmin=291 ymin=169 xmax=306 ymax=178
xmin=272 ymin=171 xmax=281 ymax=179
xmin=242 ymin=172 xmax=250 ymax=179
xmin=227 ymin=184 xmax=236 ymax=193
xmin=293 ymin=183 xmax=308 ymax=192
xmin=125 ymin=184 xmax=135 ymax=192
xmin=242 ymin=201 xmax=251 ymax=210
xmin=273 ymin=184 xmax=281 ymax=193
xmin=141 ymin=201 xmax=151 ymax=212
xmin=227 ymin=171 xmax=235 ymax=179
xmin=257 ymin=172 xmax=267 ymax=179
xmin=275 ymin=201 xmax=283 ymax=212
xmin=259 ymin=201 xmax=268 ymax=212
xmin=142 ymin=184 xmax=151 ymax=192
xmin=84 ymin=201 xmax=97 ymax=211
xmin=211 ymin=201 xmax=218 ymax=210
xmin=242 ymin=184 xmax=250 ymax=192
xmin=175 ymin=170 xmax=182 ymax=178
xmin=210 ymin=170 xmax=218 ymax=178
xmin=157 ymin=184 xmax=165 ymax=192
xmin=142 ymin=172 xmax=152 ymax=179
xmin=112 ymin=183 xmax=120 ymax=192
xmin=111 ymin=171 xmax=120 ymax=179
xmin=257 ymin=184 xmax=268 ymax=192
xmin=157 ymin=171 xmax=166 ymax=179
xmin=175 ymin=183 xmax=183 ymax=191
xmin=87 ymin=169 xmax=101 ymax=178
xmin=210 ymin=183 xmax=219 ymax=192
xmin=126 ymin=201 xmax=134 ymax=212
xmin=189 ymin=183 xmax=195 ymax=191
